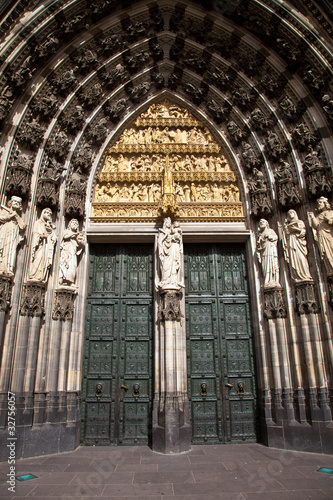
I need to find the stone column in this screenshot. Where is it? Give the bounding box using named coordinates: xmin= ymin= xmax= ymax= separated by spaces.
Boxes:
xmin=152 ymin=219 xmax=191 ymax=454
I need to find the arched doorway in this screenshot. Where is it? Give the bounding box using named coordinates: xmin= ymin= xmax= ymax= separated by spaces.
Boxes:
xmin=81 ymin=99 xmax=256 ymax=450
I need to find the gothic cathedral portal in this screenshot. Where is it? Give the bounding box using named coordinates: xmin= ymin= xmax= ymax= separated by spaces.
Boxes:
xmin=81 ymin=100 xmax=256 ymax=451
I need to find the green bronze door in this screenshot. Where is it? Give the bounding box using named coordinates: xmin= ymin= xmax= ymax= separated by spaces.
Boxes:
xmin=184 ymin=243 xmax=256 ymax=444
xmin=81 ymin=244 xmax=153 ymax=446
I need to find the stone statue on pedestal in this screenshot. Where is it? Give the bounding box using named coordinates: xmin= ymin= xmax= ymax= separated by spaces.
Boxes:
xmin=257 ymin=219 xmax=280 ymax=289
xmin=0 ymin=196 xmax=26 ymax=276
xmin=279 ymin=210 xmax=313 ymax=282
xmin=28 ymin=208 xmax=57 ymax=283
xmin=59 ymin=219 xmax=85 ymax=288
xmin=308 ymin=197 xmax=333 ymax=277
xmin=156 ymin=218 xmax=184 ymax=291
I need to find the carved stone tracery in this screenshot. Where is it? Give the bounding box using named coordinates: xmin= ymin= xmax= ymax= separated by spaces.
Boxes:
xmin=92 ymin=100 xmax=244 ymax=222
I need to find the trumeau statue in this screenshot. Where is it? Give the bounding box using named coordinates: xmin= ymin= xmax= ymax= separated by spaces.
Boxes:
xmin=257 ymin=219 xmax=280 ymax=289
xmin=0 ymin=196 xmax=26 ymax=276
xmin=28 ymin=208 xmax=57 ymax=283
xmin=156 ymin=218 xmax=184 ymax=291
xmin=279 ymin=210 xmax=313 ymax=283
xmin=308 ymin=197 xmax=333 ymax=277
xmin=59 ymin=219 xmax=85 ymax=288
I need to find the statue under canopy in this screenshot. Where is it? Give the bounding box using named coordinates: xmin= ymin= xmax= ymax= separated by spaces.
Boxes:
xmin=256 ymin=218 xmax=280 ymax=289
xmin=59 ymin=219 xmax=85 ymax=288
xmin=279 ymin=209 xmax=313 ymax=283
xmin=156 ymin=218 xmax=184 ymax=291
xmin=308 ymin=197 xmax=333 ymax=277
xmin=28 ymin=208 xmax=57 ymax=283
xmin=0 ymin=196 xmax=26 ymax=276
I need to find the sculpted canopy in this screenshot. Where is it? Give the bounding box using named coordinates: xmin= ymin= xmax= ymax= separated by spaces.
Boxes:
xmin=91 ymin=100 xmax=244 ymax=223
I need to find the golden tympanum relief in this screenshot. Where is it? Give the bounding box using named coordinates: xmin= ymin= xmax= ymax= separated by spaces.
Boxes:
xmin=91 ymin=100 xmax=244 ymax=222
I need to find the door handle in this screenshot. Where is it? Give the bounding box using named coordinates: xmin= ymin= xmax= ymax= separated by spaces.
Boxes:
xmin=121 ymin=385 xmax=129 ymax=391
xmin=132 ymin=383 xmax=140 ymax=398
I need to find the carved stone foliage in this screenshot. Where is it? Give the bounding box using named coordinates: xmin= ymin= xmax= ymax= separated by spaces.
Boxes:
xmin=248 ymin=168 xmax=272 ymax=217
xmin=105 ymin=98 xmax=127 ymax=122
xmin=36 ymin=158 xmax=63 ymax=208
xmin=0 ymin=275 xmax=12 ymax=312
xmin=86 ymin=118 xmax=108 ymax=146
xmin=71 ymin=143 xmax=94 ymax=172
xmin=241 ymin=142 xmax=262 ymax=171
xmin=5 ymin=150 xmax=34 ymax=199
xmin=265 ymin=132 xmax=287 ymax=160
xmin=60 ymin=104 xmax=85 ymax=133
xmin=52 ymin=289 xmax=76 ymax=321
xmin=159 ymin=290 xmax=182 ymax=321
xmin=20 ymin=283 xmax=45 ymax=317
xmin=302 ymin=148 xmax=331 ymax=197
xmin=294 ymin=282 xmax=319 ymax=315
xmin=16 ymin=119 xmax=45 ymax=150
xmin=31 ymin=90 xmax=58 ymax=120
xmin=45 ymin=131 xmax=70 ymax=161
xmin=264 ymin=288 xmax=287 ymax=319
xmin=92 ymin=100 xmax=243 ymax=223
xmin=274 ymin=160 xmax=302 ymax=208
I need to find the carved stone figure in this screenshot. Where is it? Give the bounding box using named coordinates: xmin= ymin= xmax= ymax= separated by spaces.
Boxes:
xmin=292 ymin=123 xmax=316 ymax=150
xmin=10 ymin=55 xmax=36 ymax=87
xmin=279 ymin=95 xmax=297 ymax=119
xmin=0 ymin=196 xmax=26 ymax=276
xmin=59 ymin=219 xmax=85 ymax=288
xmin=266 ymin=131 xmax=287 ymax=159
xmin=241 ymin=142 xmax=261 ymax=170
xmin=61 ymin=104 xmax=85 ymax=133
xmin=257 ymin=219 xmax=280 ymax=289
xmin=81 ymin=83 xmax=103 ymax=108
xmin=28 ymin=208 xmax=56 ymax=283
xmin=0 ymin=86 xmax=13 ymax=121
xmin=46 ymin=130 xmax=70 ymax=160
xmin=227 ymin=121 xmax=245 ymax=143
xmin=74 ymin=48 xmax=98 ymax=72
xmin=86 ymin=118 xmax=108 ymax=146
xmin=308 ymin=197 xmax=333 ymax=277
xmin=248 ymin=168 xmax=272 ymax=217
xmin=102 ymin=64 xmax=126 ymax=89
xmin=35 ymin=34 xmax=59 ymax=58
xmin=250 ymin=108 xmax=271 ymax=130
xmin=129 ymin=82 xmax=150 ymax=103
xmin=206 ymin=99 xmax=229 ymax=122
xmin=274 ymin=160 xmax=302 ymax=208
xmin=156 ymin=218 xmax=184 ymax=290
xmin=53 ymin=68 xmax=78 ymax=93
xmin=106 ymin=98 xmax=127 ymax=122
xmin=322 ymin=94 xmax=333 ymax=121
xmin=31 ymin=91 xmax=58 ymax=119
xmin=302 ymin=148 xmax=331 ymax=196
xmin=279 ymin=210 xmax=313 ymax=283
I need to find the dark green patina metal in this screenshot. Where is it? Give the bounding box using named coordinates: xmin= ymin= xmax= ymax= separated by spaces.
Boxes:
xmin=81 ymin=244 xmax=153 ymax=446
xmin=184 ymin=243 xmax=256 ymax=444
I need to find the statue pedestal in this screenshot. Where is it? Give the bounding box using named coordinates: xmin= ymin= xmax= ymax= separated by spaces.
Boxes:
xmin=152 ymin=395 xmax=191 ymax=454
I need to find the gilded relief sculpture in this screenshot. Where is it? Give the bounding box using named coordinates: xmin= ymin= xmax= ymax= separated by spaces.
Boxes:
xmin=92 ymin=100 xmax=243 ymax=223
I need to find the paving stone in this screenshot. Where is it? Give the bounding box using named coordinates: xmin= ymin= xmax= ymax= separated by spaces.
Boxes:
xmin=102 ymin=483 xmax=174 ymax=496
